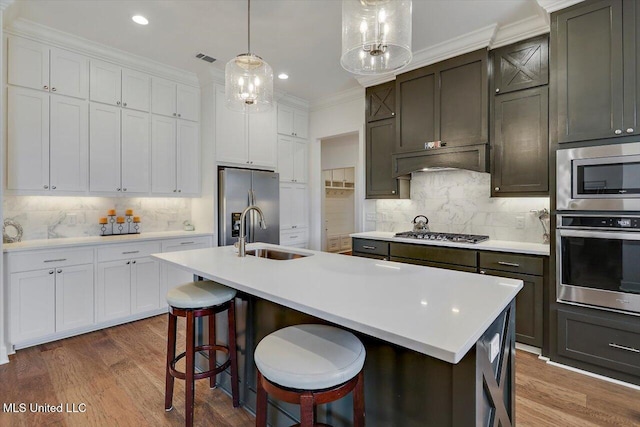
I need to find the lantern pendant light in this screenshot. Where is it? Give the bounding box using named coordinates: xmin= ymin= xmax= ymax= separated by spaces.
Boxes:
xmin=225 ymin=0 xmax=273 ymax=113
xmin=341 ymin=0 xmax=413 ymax=75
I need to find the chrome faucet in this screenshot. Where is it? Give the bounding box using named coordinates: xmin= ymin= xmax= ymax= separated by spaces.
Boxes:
xmin=237 ymin=205 xmax=267 ymax=257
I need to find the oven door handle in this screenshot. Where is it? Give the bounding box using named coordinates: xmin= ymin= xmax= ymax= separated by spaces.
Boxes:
xmin=557 ymin=229 xmax=640 ymax=241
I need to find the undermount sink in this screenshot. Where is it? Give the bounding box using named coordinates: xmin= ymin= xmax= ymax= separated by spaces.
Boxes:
xmin=246 ymin=248 xmax=310 ymax=260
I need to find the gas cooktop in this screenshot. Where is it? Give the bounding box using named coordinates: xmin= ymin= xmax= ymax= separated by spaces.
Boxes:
xmin=394 ymin=231 xmax=490 ymax=244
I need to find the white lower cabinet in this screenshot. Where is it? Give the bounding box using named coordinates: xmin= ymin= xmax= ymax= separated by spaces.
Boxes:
xmin=10 ymin=262 xmax=94 ymax=344
xmin=131 ymin=257 xmax=161 ymax=314
xmin=97 ymin=259 xmax=132 ymax=322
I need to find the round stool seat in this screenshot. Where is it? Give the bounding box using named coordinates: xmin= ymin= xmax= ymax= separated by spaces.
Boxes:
xmin=255 ymin=324 xmax=365 ymax=390
xmin=166 ymin=281 xmax=236 ymax=309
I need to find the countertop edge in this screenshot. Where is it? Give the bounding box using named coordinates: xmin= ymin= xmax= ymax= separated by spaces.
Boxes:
xmin=3 ymin=231 xmax=215 ymax=253
xmin=350 ymin=232 xmax=550 ymax=256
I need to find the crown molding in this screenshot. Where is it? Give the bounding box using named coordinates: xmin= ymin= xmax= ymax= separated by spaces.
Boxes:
xmin=0 ymin=0 xmax=14 ymax=12
xmin=536 ymin=0 xmax=584 ymax=13
xmin=355 ymin=23 xmax=498 ymax=88
xmin=310 ymin=86 xmax=364 ymax=112
xmin=490 ymin=15 xmax=549 ymax=49
xmin=6 ymin=18 xmax=199 ymax=86
xmin=276 ymin=92 xmax=310 ymax=110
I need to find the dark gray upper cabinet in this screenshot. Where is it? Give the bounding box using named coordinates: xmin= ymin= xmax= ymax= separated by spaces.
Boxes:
xmin=493 ymin=35 xmax=549 ymax=94
xmin=553 ymin=0 xmax=637 ymax=143
xmin=395 ymin=49 xmax=488 ymax=152
xmin=366 ymin=116 xmax=409 ymax=199
xmin=492 ymin=86 xmax=549 ymax=196
xmin=366 ymin=81 xmax=396 ymax=122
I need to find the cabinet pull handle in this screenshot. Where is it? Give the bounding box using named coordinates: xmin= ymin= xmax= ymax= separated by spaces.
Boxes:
xmin=180 ymin=242 xmax=195 ymax=245
xmin=57 ymin=269 xmax=62 ymax=273
xmin=614 ymin=129 xmax=623 ymax=135
xmin=122 ymin=250 xmax=139 ymax=254
xmin=49 ymin=270 xmax=54 ymax=274
xmin=497 ymin=261 xmax=520 ymax=267
xmin=609 ymin=343 xmax=640 ymax=353
xmin=44 ymin=258 xmax=67 ymax=263
xmin=289 ymin=235 xmax=298 ymax=239
xmin=362 ymin=245 xmax=376 ymax=250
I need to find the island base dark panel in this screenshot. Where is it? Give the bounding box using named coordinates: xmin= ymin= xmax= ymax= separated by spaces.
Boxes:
xmin=196 ymin=294 xmax=517 ymax=427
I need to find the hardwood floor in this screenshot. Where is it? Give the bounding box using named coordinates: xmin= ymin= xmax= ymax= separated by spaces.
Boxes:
xmin=1 ymin=315 xmax=639 ymax=426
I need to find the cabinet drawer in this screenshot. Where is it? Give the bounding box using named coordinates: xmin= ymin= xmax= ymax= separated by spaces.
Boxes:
xmin=390 ymin=243 xmax=477 ymax=268
xmin=558 ymin=310 xmax=640 ymax=376
xmin=8 ymin=248 xmax=94 ymax=272
xmin=161 ymin=236 xmax=211 ymax=252
xmin=479 ymin=252 xmax=543 ymax=276
xmin=352 ymin=239 xmax=389 ymax=257
xmin=390 ymin=256 xmax=477 ymax=273
xmin=280 ymin=229 xmax=308 ymax=247
xmin=97 ymin=242 xmax=161 ymax=262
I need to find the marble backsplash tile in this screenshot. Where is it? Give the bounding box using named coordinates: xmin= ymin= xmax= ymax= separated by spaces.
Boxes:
xmin=375 ymin=170 xmax=550 ymax=243
xmin=3 ymin=196 xmax=193 ymax=240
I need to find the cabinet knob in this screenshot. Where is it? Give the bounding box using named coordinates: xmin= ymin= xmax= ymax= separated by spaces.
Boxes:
xmin=126 ymin=261 xmax=130 ymax=265
xmin=391 ymin=190 xmax=396 ymax=194
xmin=173 ymin=189 xmax=177 ymax=192
xmin=49 ymin=270 xmax=54 ymax=274
xmin=123 ymin=102 xmax=127 ymax=107
xmin=495 ymin=88 xmax=500 ymax=93
xmin=117 ymin=101 xmax=121 ymax=106
xmin=173 ymin=113 xmax=177 ymax=117
xmin=117 ymin=188 xmax=121 ymax=191
xmin=51 ymin=87 xmax=57 ymax=92
xmin=44 ymin=185 xmax=49 ymax=189
xmin=57 ymin=269 xmax=62 ymax=273
xmin=627 ymin=128 xmax=634 ymax=133
xmin=178 ymin=189 xmax=182 ymax=192
xmin=123 ymin=188 xmax=127 ymax=192
xmin=391 ymin=112 xmax=395 ymax=116
xmin=615 ymin=129 xmax=623 ymax=135
xmin=177 ymin=113 xmax=181 ymax=118
xmin=495 ymin=187 xmax=500 ymax=191
xmin=132 ymin=260 xmax=136 ymax=264
xmin=43 ymin=85 xmax=49 ymax=90
xmin=480 ymin=270 xmax=486 ymax=274
xmin=51 ymin=186 xmax=56 ymax=190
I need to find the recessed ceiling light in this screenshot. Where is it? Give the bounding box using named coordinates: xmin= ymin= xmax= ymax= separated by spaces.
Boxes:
xmin=132 ymin=15 xmax=149 ymax=25
xmin=278 ymin=73 xmax=289 ymax=80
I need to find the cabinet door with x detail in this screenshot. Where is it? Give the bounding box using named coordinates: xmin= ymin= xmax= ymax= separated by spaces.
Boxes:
xmin=493 ymin=34 xmax=548 ymax=95
xmin=366 ymin=80 xmax=395 ymax=122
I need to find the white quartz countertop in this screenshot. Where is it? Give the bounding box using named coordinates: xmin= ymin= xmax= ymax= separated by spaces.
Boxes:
xmin=152 ymin=243 xmax=523 ymax=364
xmin=3 ymin=231 xmax=214 ymax=252
xmin=350 ymin=232 xmax=550 ymax=256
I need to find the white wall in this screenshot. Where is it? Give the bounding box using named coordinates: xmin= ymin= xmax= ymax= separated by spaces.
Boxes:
xmin=321 ymin=133 xmax=359 ymax=170
xmin=308 ymin=90 xmax=376 ymax=250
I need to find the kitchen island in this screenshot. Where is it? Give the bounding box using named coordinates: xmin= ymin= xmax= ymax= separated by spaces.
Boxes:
xmin=153 ymin=243 xmax=523 ymax=427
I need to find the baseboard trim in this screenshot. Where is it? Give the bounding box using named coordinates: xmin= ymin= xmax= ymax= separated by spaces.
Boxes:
xmin=515 ymin=342 xmax=542 ymax=355
xmin=545 ymin=360 xmax=640 ymax=391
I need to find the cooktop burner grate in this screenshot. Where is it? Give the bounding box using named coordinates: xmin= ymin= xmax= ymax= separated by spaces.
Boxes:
xmin=394 ymin=231 xmax=490 ymax=244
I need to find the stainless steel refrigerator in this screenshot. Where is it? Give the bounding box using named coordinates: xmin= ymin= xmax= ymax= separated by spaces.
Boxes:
xmin=218 ymin=168 xmax=280 ymax=246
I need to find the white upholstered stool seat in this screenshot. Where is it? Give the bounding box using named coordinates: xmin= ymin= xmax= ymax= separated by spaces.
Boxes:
xmin=254 ymin=324 xmax=366 ymax=390
xmin=166 ymin=281 xmax=236 ymax=309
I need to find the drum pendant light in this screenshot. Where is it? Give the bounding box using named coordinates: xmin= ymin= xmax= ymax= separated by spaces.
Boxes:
xmin=341 ymin=0 xmax=413 ymax=75
xmin=225 ymin=0 xmax=273 ymax=113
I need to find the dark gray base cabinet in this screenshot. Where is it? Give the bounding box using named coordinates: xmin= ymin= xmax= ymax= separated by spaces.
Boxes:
xmin=552 ymin=0 xmax=640 ymax=143
xmin=353 ymin=239 xmax=547 ymax=348
xmin=557 ymin=307 xmax=640 ymax=385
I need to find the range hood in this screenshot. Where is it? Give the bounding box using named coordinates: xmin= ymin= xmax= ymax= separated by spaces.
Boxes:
xmin=391 ymin=144 xmax=488 ymax=177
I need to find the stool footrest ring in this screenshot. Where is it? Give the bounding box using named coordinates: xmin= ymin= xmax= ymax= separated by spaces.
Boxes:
xmin=169 ymin=344 xmax=231 ymax=381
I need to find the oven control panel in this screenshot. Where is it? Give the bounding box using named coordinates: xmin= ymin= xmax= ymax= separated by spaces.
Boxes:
xmin=561 ymin=216 xmax=640 ymax=230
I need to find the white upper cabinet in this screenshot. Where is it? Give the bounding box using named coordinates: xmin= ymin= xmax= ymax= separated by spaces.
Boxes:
xmin=7 ymin=87 xmax=50 ymax=191
xmin=8 ymin=37 xmax=88 ymax=99
xmin=280 ymin=182 xmax=308 ymax=231
xmin=151 ymin=115 xmax=177 ymax=194
xmin=91 ymin=61 xmax=150 ymax=112
xmin=277 ymin=104 xmax=308 ymax=139
xmin=277 ymin=136 xmax=308 ymax=183
xmin=215 ymin=85 xmax=276 ymax=168
xmin=49 ymin=96 xmax=88 ymax=192
xmin=89 ymin=103 xmax=121 ymax=192
xmin=121 ymin=109 xmax=151 ymax=193
xmin=152 ymin=78 xmax=199 ymax=120
xmin=177 ymin=120 xmax=200 ymax=194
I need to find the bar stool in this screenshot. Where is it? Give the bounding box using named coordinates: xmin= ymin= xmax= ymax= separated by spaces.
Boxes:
xmin=165 ymin=281 xmax=240 ymax=427
xmin=254 ymin=324 xmax=366 ymax=427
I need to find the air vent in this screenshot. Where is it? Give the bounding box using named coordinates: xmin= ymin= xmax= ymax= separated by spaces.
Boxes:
xmin=195 ymin=53 xmax=217 ymax=63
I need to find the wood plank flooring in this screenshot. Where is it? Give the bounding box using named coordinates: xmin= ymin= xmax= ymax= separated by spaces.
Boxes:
xmin=1 ymin=314 xmax=639 ymax=426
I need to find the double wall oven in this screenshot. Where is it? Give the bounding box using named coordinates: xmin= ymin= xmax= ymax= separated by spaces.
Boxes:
xmin=556 ymin=142 xmax=640 ymax=314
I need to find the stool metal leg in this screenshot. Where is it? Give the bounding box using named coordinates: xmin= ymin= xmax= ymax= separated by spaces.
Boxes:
xmin=256 ymin=371 xmax=268 ymax=427
xmin=300 ymin=392 xmax=315 ymax=427
xmin=165 ymin=312 xmax=178 ymax=411
xmin=208 ymin=313 xmax=216 ymax=389
xmin=185 ymin=310 xmax=196 ymax=427
xmin=228 ymin=299 xmax=240 ymax=407
xmin=353 ymin=370 xmax=365 ymax=427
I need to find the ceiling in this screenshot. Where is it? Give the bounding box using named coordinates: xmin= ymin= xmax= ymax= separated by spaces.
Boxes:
xmin=5 ymin=0 xmax=547 ymax=102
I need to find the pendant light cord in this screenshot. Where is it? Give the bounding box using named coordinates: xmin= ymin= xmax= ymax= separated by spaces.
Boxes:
xmin=247 ymin=0 xmax=251 ymax=53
